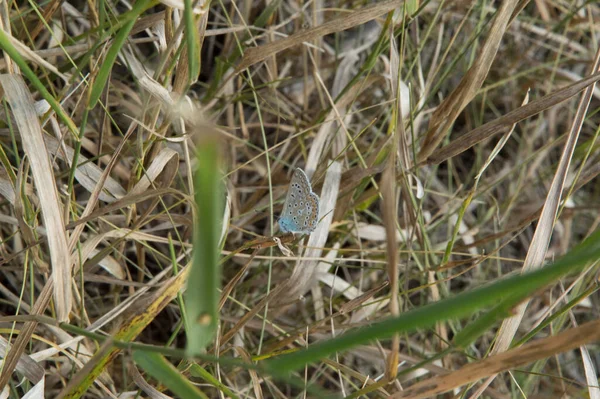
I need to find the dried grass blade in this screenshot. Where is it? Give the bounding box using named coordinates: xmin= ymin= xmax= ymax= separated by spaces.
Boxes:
xmin=233 ymin=347 xmax=264 ymax=399
xmin=382 ymin=155 xmax=399 ymax=380
xmin=219 ymin=249 xmax=258 ymax=311
xmin=428 ymin=71 xmax=600 ymax=165
xmin=0 ymin=281 xmax=53 ymax=390
xmin=5 ymin=34 xmax=68 ymax=81
xmin=0 ymin=336 xmax=44 ymax=383
xmin=580 ymin=345 xmax=600 ymax=399
xmin=418 ymin=0 xmax=520 ymax=161
xmin=384 ymin=27 xmax=410 ymax=379
xmin=44 ymin=135 xmax=127 ymax=203
xmin=568 ymin=287 xmax=600 ymax=399
xmin=0 ymin=75 xmax=71 ymax=321
xmin=28 ymin=0 xmax=62 ymax=40
xmin=130 ymin=147 xmax=179 ymax=216
xmin=130 ymin=148 xmax=179 ymax=196
xmin=120 ymin=49 xmax=175 ymax=109
xmin=236 ymin=0 xmax=403 ymax=72
xmin=21 ymin=379 xmax=44 ymax=399
xmin=338 ymin=282 xmax=389 ymax=315
xmin=0 ymin=174 xmax=17 ymax=203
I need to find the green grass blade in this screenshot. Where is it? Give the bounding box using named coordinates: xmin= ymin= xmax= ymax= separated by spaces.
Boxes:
xmin=133 ymin=351 xmax=208 ymax=399
xmin=184 ymin=0 xmax=200 ymax=84
xmin=186 ymin=138 xmax=222 ymax=355
xmin=189 ymin=364 xmax=240 ymax=399
xmin=88 ymin=0 xmax=153 ymax=108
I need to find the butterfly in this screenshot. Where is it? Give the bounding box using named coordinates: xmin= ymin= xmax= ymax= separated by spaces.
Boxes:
xmin=278 ymin=167 xmax=319 ymax=234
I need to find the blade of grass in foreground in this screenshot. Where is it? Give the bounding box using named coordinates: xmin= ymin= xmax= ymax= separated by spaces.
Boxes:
xmin=133 ymin=351 xmax=208 ymax=399
xmin=186 ymin=135 xmax=222 ymax=355
xmin=264 ymin=228 xmax=600 ymax=373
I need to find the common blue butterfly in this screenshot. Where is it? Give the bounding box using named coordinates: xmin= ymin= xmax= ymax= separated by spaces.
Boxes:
xmin=278 ymin=168 xmax=319 ymax=234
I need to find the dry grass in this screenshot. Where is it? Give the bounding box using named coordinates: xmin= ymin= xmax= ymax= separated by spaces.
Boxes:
xmin=0 ymin=1 xmax=599 ymax=398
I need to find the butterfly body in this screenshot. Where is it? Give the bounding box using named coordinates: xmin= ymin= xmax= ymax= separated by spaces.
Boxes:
xmin=278 ymin=168 xmax=319 ymax=234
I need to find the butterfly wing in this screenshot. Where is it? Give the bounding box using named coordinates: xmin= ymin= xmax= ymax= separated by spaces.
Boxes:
xmin=279 ymin=168 xmax=319 ymax=233
xmin=303 ymin=191 xmax=319 ymax=232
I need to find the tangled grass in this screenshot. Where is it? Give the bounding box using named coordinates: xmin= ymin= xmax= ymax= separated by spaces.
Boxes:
xmin=0 ymin=0 xmax=599 ymax=398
